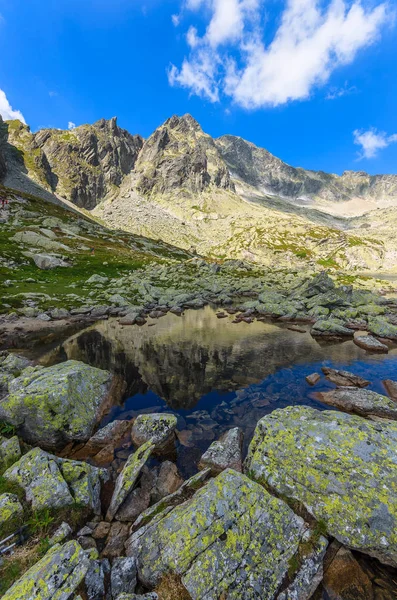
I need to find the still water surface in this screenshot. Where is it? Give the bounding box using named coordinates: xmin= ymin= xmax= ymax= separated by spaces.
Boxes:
xmin=42 ymin=305 xmax=397 ymax=476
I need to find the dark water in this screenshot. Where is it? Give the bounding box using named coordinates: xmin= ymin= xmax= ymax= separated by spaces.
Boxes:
xmin=41 ymin=306 xmax=397 ymax=477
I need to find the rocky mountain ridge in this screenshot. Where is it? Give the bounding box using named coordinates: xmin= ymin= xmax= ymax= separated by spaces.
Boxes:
xmin=2 ymin=113 xmax=397 ymax=272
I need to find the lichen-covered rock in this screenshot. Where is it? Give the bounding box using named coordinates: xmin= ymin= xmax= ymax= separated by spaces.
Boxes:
xmin=0 ymin=360 xmax=116 ymax=448
xmin=198 ymin=427 xmax=243 ymax=474
xmin=106 ymin=441 xmax=154 ymax=521
xmin=0 ymin=435 xmax=21 ymax=470
xmin=368 ymin=316 xmax=397 ymax=340
xmin=311 ymin=319 xmax=353 ymax=337
xmin=321 ymin=367 xmax=370 ymax=388
xmin=0 ymin=493 xmax=23 ymax=528
xmin=354 ymin=335 xmax=389 ymax=353
xmin=126 ymin=469 xmax=325 ymax=599
xmin=111 ymin=557 xmax=137 ymax=598
xmin=246 ymin=407 xmax=397 ymax=566
xmin=131 ymin=413 xmax=177 ymax=451
xmin=0 ymin=353 xmax=33 ymax=376
xmin=317 ymin=388 xmax=397 ymax=420
xmin=49 ymin=521 xmax=73 ymax=546
xmin=1 ymin=540 xmax=90 ymax=600
xmin=3 ymin=447 xmax=108 ymax=512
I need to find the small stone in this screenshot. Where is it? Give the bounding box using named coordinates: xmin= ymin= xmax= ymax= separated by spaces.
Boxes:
xmin=306 ymin=373 xmax=321 ymax=386
xmin=102 ymin=522 xmax=130 ymax=559
xmin=321 ymin=367 xmax=370 ymax=388
xmin=152 ymin=461 xmax=183 ymax=503
xmin=92 ymin=521 xmax=111 ymax=540
xmin=77 ymin=535 xmax=97 ymax=551
xmin=49 ymin=521 xmax=72 ymax=545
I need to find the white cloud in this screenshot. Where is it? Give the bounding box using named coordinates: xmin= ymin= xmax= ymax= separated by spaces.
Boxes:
xmin=326 ymin=82 xmax=357 ymax=100
xmin=68 ymin=121 xmax=76 ymax=130
xmin=169 ymin=0 xmax=389 ymax=108
xmin=0 ymin=89 xmax=26 ymax=123
xmin=353 ymin=128 xmax=397 ymax=159
xmin=172 ymin=14 xmax=180 ymax=26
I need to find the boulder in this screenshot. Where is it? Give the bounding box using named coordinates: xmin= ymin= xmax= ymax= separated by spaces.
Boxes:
xmin=0 ymin=493 xmax=23 ymax=529
xmin=106 ymin=440 xmax=154 ymax=521
xmin=198 ymin=427 xmax=243 ymax=474
xmin=320 ymin=543 xmax=374 ymax=600
xmin=292 ymin=272 xmax=335 ymax=298
xmin=151 ymin=461 xmax=183 ymax=502
xmin=246 ymin=406 xmax=397 ymax=566
xmin=317 ymin=388 xmax=397 ymax=420
xmin=1 ymin=540 xmax=90 ymax=600
xmin=12 ymin=230 xmax=69 ymax=252
xmin=0 ymin=435 xmax=21 ymax=470
xmin=0 ymin=360 xmax=116 ymax=448
xmin=354 ymin=335 xmax=389 ymax=353
xmin=383 ymin=379 xmax=397 ymax=402
xmin=102 ymin=522 xmax=130 ymax=559
xmin=126 ymin=469 xmax=327 ymax=599
xmin=73 ymin=420 xmax=132 ymax=458
xmin=368 ymin=316 xmax=397 ymax=340
xmin=0 ymin=353 xmax=33 ymax=376
xmin=32 ymin=253 xmax=70 ymax=269
xmin=131 ymin=413 xmax=177 ymax=451
xmin=321 ymin=367 xmax=370 ymax=388
xmin=111 ymin=557 xmax=137 ymax=598
xmin=311 ymin=319 xmax=354 ymax=337
xmin=3 ymin=447 xmax=108 ymax=513
xmin=115 ymin=465 xmax=156 ymax=523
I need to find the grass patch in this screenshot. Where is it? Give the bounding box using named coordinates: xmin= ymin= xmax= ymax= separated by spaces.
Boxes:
xmin=155 ymin=573 xmax=192 ymax=600
xmin=317 ymin=257 xmax=338 ymax=268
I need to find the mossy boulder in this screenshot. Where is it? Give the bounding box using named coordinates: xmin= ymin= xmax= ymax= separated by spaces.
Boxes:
xmin=368 ymin=317 xmax=397 ymax=341
xmin=131 ymin=413 xmax=177 ymax=451
xmin=0 ymin=493 xmax=23 ymax=528
xmin=3 ymin=447 xmax=108 ymax=512
xmin=126 ymin=469 xmax=327 ymax=599
xmin=311 ymin=319 xmax=353 ymax=337
xmin=0 ymin=435 xmax=21 ymax=470
xmin=246 ymin=407 xmax=397 ymax=566
xmin=1 ymin=540 xmax=90 ymax=600
xmin=0 ymin=360 xmax=116 ymax=448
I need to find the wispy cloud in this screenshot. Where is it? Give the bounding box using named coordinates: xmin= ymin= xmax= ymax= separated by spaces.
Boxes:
xmin=68 ymin=121 xmax=76 ymax=130
xmin=326 ymin=82 xmax=357 ymax=100
xmin=353 ymin=128 xmax=397 ymax=159
xmin=49 ymin=91 xmax=58 ymax=98
xmin=172 ymin=14 xmax=180 ymax=26
xmin=169 ymin=0 xmax=390 ymax=109
xmin=0 ymin=89 xmax=26 ymax=123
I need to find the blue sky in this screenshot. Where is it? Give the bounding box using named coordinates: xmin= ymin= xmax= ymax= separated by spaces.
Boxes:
xmin=0 ymin=0 xmax=396 ymax=175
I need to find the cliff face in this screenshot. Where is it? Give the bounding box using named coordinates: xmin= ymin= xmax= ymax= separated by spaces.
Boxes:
xmin=4 ymin=117 xmax=143 ymax=208
xmin=134 ymin=114 xmax=234 ymax=197
xmin=216 ymin=134 xmax=397 ymax=204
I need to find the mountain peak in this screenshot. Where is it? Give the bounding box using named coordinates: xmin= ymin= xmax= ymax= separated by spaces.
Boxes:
xmin=164 ymin=113 xmax=202 ymax=133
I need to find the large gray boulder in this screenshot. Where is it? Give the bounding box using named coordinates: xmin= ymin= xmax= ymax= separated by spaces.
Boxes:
xmin=126 ymin=469 xmax=326 ymax=599
xmin=0 ymin=360 xmax=116 ymax=448
xmin=3 ymin=447 xmax=108 ymax=513
xmin=32 ymin=253 xmax=70 ymax=270
xmin=246 ymin=407 xmax=397 ymax=567
xmin=1 ymin=540 xmax=90 ymax=600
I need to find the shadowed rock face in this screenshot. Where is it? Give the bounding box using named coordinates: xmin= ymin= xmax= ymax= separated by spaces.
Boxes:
xmin=134 ymin=114 xmax=234 ymax=196
xmin=3 ymin=117 xmax=143 ymax=209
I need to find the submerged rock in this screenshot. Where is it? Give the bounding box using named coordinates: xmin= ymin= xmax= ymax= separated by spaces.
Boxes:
xmin=131 ymin=413 xmax=177 ymax=451
xmin=0 ymin=360 xmax=116 ymax=448
xmin=354 ymin=335 xmax=389 ymax=353
xmin=317 ymin=388 xmax=397 ymax=419
xmin=246 ymin=406 xmax=397 ymax=566
xmin=306 ymin=373 xmax=321 ymax=386
xmin=1 ymin=540 xmax=90 ymax=600
xmin=198 ymin=427 xmax=243 ymax=474
xmin=321 ymin=367 xmax=370 ymax=388
xmin=126 ymin=469 xmax=326 ymax=599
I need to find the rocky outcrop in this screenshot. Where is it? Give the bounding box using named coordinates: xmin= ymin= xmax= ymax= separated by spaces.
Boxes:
xmin=0 ymin=360 xmax=117 ymax=448
xmin=1 ymin=540 xmax=90 ymax=600
xmin=246 ymin=407 xmax=397 ymax=566
xmin=135 ymin=114 xmax=234 ymax=196
xmin=126 ymin=469 xmax=326 ymax=599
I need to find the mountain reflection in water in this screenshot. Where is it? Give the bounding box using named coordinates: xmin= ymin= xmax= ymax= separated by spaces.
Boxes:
xmin=42 ymin=305 xmax=397 ymax=476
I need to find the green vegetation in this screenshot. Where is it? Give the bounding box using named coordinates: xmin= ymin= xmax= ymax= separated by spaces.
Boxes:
xmin=317 ymin=257 xmax=338 ymax=268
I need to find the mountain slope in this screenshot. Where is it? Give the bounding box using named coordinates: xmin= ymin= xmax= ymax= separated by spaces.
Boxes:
xmin=2 ymin=113 xmax=397 ymax=273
